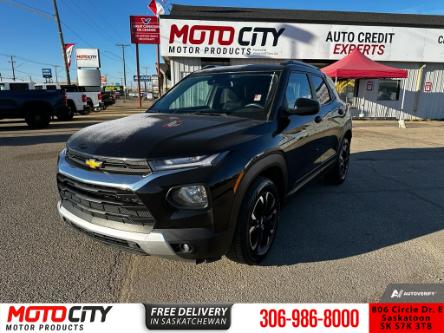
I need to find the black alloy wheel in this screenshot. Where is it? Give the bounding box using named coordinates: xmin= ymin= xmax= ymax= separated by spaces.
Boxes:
xmin=338 ymin=137 xmax=350 ymax=180
xmin=325 ymin=136 xmax=351 ymax=185
xmin=228 ymin=177 xmax=280 ymax=265
xmin=248 ymin=190 xmax=279 ymax=256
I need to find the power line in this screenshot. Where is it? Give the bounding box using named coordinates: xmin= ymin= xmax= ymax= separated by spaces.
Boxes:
xmin=0 ymin=53 xmax=61 ymax=67
xmin=0 ymin=0 xmax=52 ymax=18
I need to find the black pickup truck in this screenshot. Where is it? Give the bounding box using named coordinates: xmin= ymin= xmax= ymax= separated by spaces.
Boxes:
xmin=0 ymin=89 xmax=71 ymax=128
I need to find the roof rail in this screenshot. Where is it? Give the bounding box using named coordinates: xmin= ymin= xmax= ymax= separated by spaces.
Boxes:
xmin=202 ymin=65 xmax=220 ymax=69
xmin=280 ymin=60 xmax=303 ymax=65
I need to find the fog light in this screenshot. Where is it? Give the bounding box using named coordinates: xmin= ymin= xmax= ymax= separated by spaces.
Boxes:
xmin=181 ymin=243 xmax=192 ymax=253
xmin=168 ymin=185 xmax=208 ymax=209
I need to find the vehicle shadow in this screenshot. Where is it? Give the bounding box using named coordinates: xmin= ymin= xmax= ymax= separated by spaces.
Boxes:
xmin=263 ymin=147 xmax=444 ymax=266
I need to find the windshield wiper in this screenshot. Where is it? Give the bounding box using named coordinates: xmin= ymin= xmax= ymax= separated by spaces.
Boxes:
xmin=193 ymin=111 xmax=230 ymax=116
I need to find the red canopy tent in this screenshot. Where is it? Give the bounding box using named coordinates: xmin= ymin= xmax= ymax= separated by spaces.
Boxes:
xmin=321 ymin=50 xmax=408 ymax=119
xmin=321 ymin=49 xmax=408 ymax=79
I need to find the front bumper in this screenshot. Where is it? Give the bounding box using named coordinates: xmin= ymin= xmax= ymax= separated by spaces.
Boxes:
xmin=58 ymin=201 xmax=179 ymax=258
xmin=56 ymin=149 xmax=236 ymax=261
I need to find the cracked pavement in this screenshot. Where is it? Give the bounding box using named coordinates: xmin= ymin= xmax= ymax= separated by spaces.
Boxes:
xmin=1 ymin=103 xmax=443 ymax=302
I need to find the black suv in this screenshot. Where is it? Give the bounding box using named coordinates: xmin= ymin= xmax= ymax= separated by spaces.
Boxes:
xmin=57 ymin=62 xmax=351 ymax=264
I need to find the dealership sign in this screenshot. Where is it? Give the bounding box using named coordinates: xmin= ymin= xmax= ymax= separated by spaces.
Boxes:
xmin=130 ymin=16 xmax=160 ymax=44
xmin=76 ymin=48 xmax=101 ymax=68
xmin=160 ymin=19 xmax=444 ymax=62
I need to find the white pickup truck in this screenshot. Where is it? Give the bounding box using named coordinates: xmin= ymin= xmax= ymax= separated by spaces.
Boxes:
xmin=35 ymin=84 xmax=104 ymax=115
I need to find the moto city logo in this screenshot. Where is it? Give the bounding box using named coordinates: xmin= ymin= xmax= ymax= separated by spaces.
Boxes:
xmin=167 ymin=24 xmax=285 ymax=57
xmin=5 ymin=305 xmax=112 ymax=332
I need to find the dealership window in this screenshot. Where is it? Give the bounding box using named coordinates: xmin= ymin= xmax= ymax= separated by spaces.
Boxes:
xmin=310 ymin=75 xmax=332 ymax=105
xmin=284 ymin=73 xmax=312 ymax=110
xmin=377 ymin=80 xmax=401 ymax=101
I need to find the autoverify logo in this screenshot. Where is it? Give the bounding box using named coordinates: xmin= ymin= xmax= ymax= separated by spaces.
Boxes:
xmin=391 ymin=289 xmax=404 ymax=299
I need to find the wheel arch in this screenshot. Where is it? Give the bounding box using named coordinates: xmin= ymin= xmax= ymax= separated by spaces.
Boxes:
xmin=226 ymin=152 xmax=288 ymax=245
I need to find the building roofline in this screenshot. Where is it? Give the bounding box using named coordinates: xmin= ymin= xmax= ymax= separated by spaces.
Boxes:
xmin=164 ymin=4 xmax=444 ymax=29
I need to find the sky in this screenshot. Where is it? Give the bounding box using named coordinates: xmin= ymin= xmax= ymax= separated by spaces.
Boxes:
xmin=0 ymin=0 xmax=443 ymax=85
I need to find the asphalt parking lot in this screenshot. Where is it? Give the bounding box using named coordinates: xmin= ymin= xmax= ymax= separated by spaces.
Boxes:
xmin=1 ymin=101 xmax=443 ymax=303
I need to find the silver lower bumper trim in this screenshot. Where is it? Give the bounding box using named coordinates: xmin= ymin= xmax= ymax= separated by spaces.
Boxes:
xmin=58 ymin=201 xmax=188 ymax=260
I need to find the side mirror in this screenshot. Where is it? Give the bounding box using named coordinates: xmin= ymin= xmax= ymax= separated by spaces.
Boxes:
xmin=289 ymin=98 xmax=320 ymax=116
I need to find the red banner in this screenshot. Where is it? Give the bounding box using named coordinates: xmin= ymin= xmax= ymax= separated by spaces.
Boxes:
xmin=130 ymin=16 xmax=160 ymax=44
xmin=369 ymin=303 xmax=444 ymax=333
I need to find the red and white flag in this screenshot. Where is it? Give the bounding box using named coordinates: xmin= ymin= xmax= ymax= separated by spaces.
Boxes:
xmin=64 ymin=43 xmax=75 ymax=68
xmin=148 ymin=0 xmax=165 ymax=16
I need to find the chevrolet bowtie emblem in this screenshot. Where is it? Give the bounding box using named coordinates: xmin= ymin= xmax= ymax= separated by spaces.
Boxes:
xmin=85 ymin=159 xmax=103 ymax=169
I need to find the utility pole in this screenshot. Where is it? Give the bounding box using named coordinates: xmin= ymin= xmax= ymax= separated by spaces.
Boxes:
xmin=53 ymin=65 xmax=60 ymax=84
xmin=52 ymin=0 xmax=71 ymax=84
xmin=8 ymin=56 xmax=16 ymax=81
xmin=142 ymin=66 xmax=149 ymax=93
xmin=116 ymin=43 xmax=130 ymax=99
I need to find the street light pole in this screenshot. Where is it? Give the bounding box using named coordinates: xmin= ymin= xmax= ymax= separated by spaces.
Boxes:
xmin=52 ymin=0 xmax=71 ymax=85
xmin=116 ymin=43 xmax=130 ymax=99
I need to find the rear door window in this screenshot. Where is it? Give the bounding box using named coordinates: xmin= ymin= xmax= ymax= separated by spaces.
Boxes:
xmin=310 ymin=75 xmax=332 ymax=105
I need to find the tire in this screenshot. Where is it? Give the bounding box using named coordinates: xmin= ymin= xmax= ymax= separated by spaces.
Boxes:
xmin=57 ymin=103 xmax=75 ymax=121
xmin=227 ymin=177 xmax=280 ymax=265
xmin=25 ymin=110 xmax=51 ymax=129
xmin=78 ymin=105 xmax=91 ymax=115
xmin=325 ymin=136 xmax=351 ymax=185
xmin=87 ymin=99 xmax=97 ymax=112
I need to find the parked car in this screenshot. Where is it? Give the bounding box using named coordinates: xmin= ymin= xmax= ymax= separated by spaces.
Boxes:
xmin=0 ymin=89 xmax=70 ymax=127
xmin=56 ymin=62 xmax=351 ymax=264
xmin=100 ymin=91 xmax=115 ymax=107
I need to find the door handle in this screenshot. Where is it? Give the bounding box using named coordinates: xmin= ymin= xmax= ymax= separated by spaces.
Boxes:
xmin=314 ymin=116 xmax=322 ymax=123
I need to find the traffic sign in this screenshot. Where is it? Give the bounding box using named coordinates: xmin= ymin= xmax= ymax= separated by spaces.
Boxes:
xmin=134 ymin=74 xmax=151 ymax=81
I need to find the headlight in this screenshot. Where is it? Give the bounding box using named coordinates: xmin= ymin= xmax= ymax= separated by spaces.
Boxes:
xmin=168 ymin=185 xmax=208 ymax=209
xmin=149 ymin=153 xmax=223 ymax=171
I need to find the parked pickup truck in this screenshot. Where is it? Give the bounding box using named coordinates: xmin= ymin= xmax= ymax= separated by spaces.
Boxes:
xmin=70 ymin=85 xmax=104 ymax=112
xmin=35 ymin=84 xmax=93 ymax=115
xmin=57 ymin=62 xmax=351 ymax=264
xmin=0 ymin=89 xmax=70 ymax=128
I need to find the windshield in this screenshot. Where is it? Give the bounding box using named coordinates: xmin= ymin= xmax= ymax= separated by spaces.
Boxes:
xmin=149 ymin=71 xmax=280 ymax=120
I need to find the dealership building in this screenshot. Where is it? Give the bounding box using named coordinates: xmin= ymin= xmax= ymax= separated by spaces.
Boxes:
xmin=160 ymin=5 xmax=444 ymax=119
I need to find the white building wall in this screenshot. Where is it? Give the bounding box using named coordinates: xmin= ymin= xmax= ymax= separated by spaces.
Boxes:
xmin=169 ymin=57 xmax=444 ymax=119
xmin=352 ymin=62 xmax=444 ymax=120
xmin=170 ymin=57 xmax=201 ymax=85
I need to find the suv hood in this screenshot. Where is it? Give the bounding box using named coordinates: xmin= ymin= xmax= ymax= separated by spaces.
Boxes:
xmin=67 ymin=113 xmax=264 ymax=158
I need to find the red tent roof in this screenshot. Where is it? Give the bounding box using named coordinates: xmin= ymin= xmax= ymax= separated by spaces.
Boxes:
xmin=321 ymin=49 xmax=408 ymax=79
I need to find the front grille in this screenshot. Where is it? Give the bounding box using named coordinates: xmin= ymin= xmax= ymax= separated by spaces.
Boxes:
xmin=57 ymin=174 xmax=154 ymax=226
xmin=66 ymin=148 xmax=151 ymax=174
